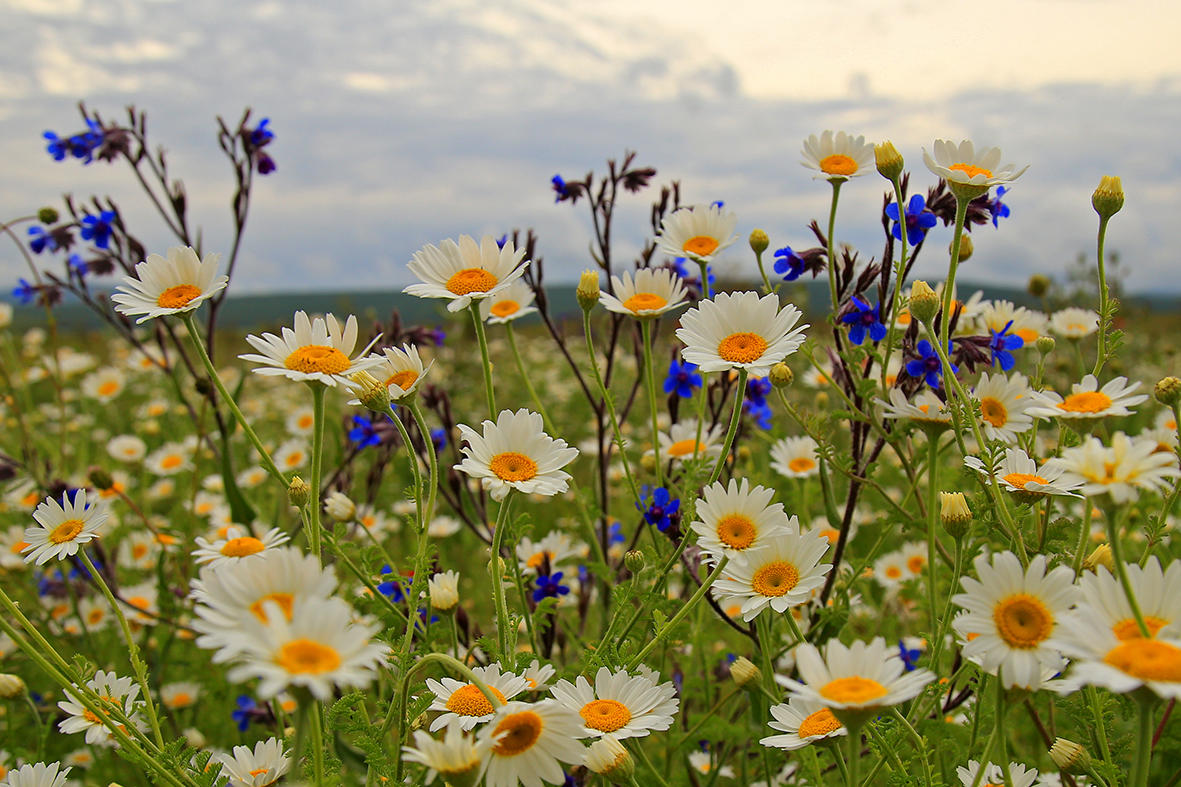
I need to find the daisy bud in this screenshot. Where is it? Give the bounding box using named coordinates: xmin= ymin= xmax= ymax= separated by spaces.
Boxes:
xmin=1154 ymin=376 xmax=1181 ymax=407
xmin=769 ymin=362 xmax=793 ymax=388
xmin=0 ymin=673 xmax=26 ymax=698
xmin=37 ymin=206 xmax=59 ymax=224
xmin=577 ymin=269 xmax=601 ymax=312
xmin=729 ymin=656 xmax=762 ymax=690
xmin=640 ymin=453 xmax=657 ymax=473
xmin=488 ymin=554 xmax=507 ymax=581
xmin=288 ymin=476 xmax=311 ymax=508
xmin=88 ymin=467 xmax=115 ymax=492
xmin=1082 ymin=543 xmax=1114 ymax=573
xmin=323 ymin=491 xmax=356 ymax=523
xmin=1092 ymin=175 xmax=1124 ymax=220
xmin=952 ymin=234 xmax=973 ymax=262
xmin=183 ymin=727 xmax=206 ymax=749
xmin=1050 ymin=737 xmax=1092 ymax=774
xmin=874 ymin=141 xmax=904 ymax=181
xmin=350 ymin=370 xmax=391 ymax=412
xmin=585 ymin=735 xmax=634 ymax=784
xmin=736 ymin=445 xmax=752 ymax=462
xmin=1036 ymin=336 xmax=1056 ymax=355
xmin=749 ymin=229 xmax=769 ymax=255
xmin=624 ymin=549 xmax=646 ymax=574
xmin=908 ymin=280 xmax=939 ymax=325
xmin=815 ymin=392 xmax=829 ymax=408
xmin=1027 ymin=274 xmax=1050 ymax=298
xmin=429 ymin=570 xmax=460 ymax=613
xmin=939 ymin=492 xmax=971 ymax=538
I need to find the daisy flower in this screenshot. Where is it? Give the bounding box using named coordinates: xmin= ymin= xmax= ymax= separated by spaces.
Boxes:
xmin=80 ymin=367 xmax=125 ymax=402
xmin=272 ymin=438 xmax=308 ymax=471
xmin=454 ymin=409 xmax=578 ymax=502
xmin=656 ymin=203 xmax=738 ymax=265
xmin=405 ymin=234 xmax=530 ymax=313
xmin=359 ymin=343 xmax=433 ymax=402
xmin=654 ymin=420 xmax=723 ymax=465
xmin=779 ymin=637 xmax=936 ymax=715
xmin=978 ymin=300 xmax=1046 ymax=344
xmin=427 ymin=663 xmax=530 ymax=732
xmin=476 ymin=699 xmax=589 ymax=787
xmin=877 ymin=389 xmax=951 ymax=426
xmin=688 ymin=749 xmax=735 ymax=779
xmin=121 ymin=581 xmax=159 ymax=626
xmin=952 ymin=552 xmax=1077 ymax=689
xmin=192 ymin=525 xmax=290 ymax=569
xmin=1076 ymin=557 xmax=1181 ymax=641
xmin=285 ymin=407 xmax=315 ymax=435
xmin=239 ymin=311 xmax=380 ymax=387
xmin=801 ymin=130 xmax=875 ymax=181
xmin=428 ymin=515 xmax=463 ymax=538
xmin=224 ymin=595 xmax=388 ymax=701
xmin=769 ymin=435 xmax=820 ymax=479
xmin=160 ymin=682 xmax=201 ymax=710
xmin=549 ymin=666 xmax=679 ymax=739
xmin=1055 ymin=432 xmax=1180 ymax=503
xmin=428 ymin=570 xmax=460 ymax=612
xmin=111 ymin=246 xmax=227 ymax=324
xmin=873 ymin=549 xmax=908 ymax=591
xmin=515 ymin=532 xmax=583 ymax=575
xmin=480 ymin=279 xmax=538 ymax=324
xmin=143 ymin=441 xmax=190 ymax=476
xmin=922 ymin=139 xmax=1028 ymax=191
xmin=760 ymin=697 xmax=846 ymax=750
xmin=403 ymin=722 xmax=489 ymax=785
xmin=676 ymin=291 xmax=808 ymax=377
xmin=898 ymin=542 xmax=928 ymax=580
xmin=964 ymin=448 xmax=1083 ymax=499
xmin=583 ymin=735 xmax=632 ymax=782
xmin=57 ymin=670 xmax=142 ymax=746
xmin=520 ymin=660 xmax=557 ymax=691
xmin=690 ymin=478 xmax=794 ymax=561
xmin=1057 ymin=616 xmax=1181 ymax=699
xmin=598 ymin=267 xmax=689 ymax=319
xmin=972 ymin=372 xmax=1033 ymax=444
xmin=217 ymin=738 xmax=291 ymax=787
xmin=1028 ymin=375 xmax=1147 ymax=420
xmin=1049 ymin=307 xmax=1099 ymax=339
xmin=0 ymin=763 xmax=72 ymax=787
xmin=956 ymin=761 xmax=1038 ymax=787
xmin=106 ymin=434 xmax=146 ymax=463
xmin=1 ymin=525 xmax=31 ymax=569
xmin=712 ymin=530 xmax=832 ymax=621
xmin=22 ymin=491 xmax=109 ymax=565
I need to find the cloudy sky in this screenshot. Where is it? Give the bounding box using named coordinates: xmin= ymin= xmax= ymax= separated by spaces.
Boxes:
xmin=2 ymin=0 xmax=1179 ymax=295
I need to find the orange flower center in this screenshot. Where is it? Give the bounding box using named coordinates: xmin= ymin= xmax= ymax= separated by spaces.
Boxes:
xmin=445 ymin=683 xmax=507 ymax=716
xmin=580 ymin=698 xmax=632 ymax=732
xmin=49 ymin=518 xmax=85 ymax=544
xmin=526 ymin=550 xmax=554 ymax=570
xmin=1058 ymin=391 xmax=1112 ymax=414
xmin=1112 ymin=615 xmax=1168 ymax=641
xmin=1003 ymin=472 xmax=1048 ymax=490
xmin=682 ymin=236 xmax=720 ymax=257
xmin=667 ymin=439 xmax=706 ymax=458
xmin=490 ymin=299 xmax=520 ymax=317
xmin=490 ymin=710 xmax=543 ymax=756
xmin=250 ymin=592 xmax=296 ymax=623
xmin=716 ymin=514 xmax=757 ymax=550
xmin=170 ymin=692 xmax=193 ymax=708
xmin=386 ymin=369 xmax=419 ymax=391
xmin=1102 ymin=639 xmax=1181 ymax=682
xmin=797 ymin=707 xmax=843 ymax=738
xmin=277 ymin=638 xmax=342 ymax=674
xmin=220 ymin=536 xmax=265 ymax=557
xmin=788 ymin=457 xmax=816 ymax=473
xmin=819 ymin=154 xmax=858 ymax=176
xmin=820 ymin=676 xmax=888 ymax=705
xmin=10 ymin=540 xmax=29 ymax=554
xmin=979 ymin=396 xmax=1008 ymax=427
xmin=489 ymin=451 xmax=538 ymax=482
xmin=717 ymin=332 xmax=768 ymax=364
xmin=751 ymin=560 xmax=800 ymax=597
xmin=885 ymin=565 xmax=902 ymax=579
xmin=156 ymin=284 xmax=202 ymax=309
xmin=949 ymin=163 xmax=993 ymax=179
xmin=623 ymin=292 xmax=668 ymax=313
xmin=285 ymin=345 xmax=350 ymax=375
xmin=446 ymin=268 xmax=498 ymax=296
xmin=1015 ymin=328 xmax=1038 ymax=343
xmin=161 ymin=455 xmax=183 ymax=470
xmin=906 ymin=554 xmax=926 ymax=574
xmin=97 ymin=380 xmax=120 ymax=397
xmin=993 ymin=593 xmax=1053 ymax=649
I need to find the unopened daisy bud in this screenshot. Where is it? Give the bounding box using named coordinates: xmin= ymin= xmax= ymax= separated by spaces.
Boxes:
xmin=769 ymin=362 xmax=793 ymax=388
xmin=0 ymin=673 xmax=25 ymax=698
xmin=939 ymin=492 xmax=971 ymax=539
xmin=1036 ymin=336 xmax=1056 ymax=355
xmin=577 ymin=269 xmax=601 ymax=312
xmin=287 ymin=476 xmax=311 ymax=508
xmin=1092 ymin=176 xmax=1124 ymax=219
xmin=730 ymin=656 xmax=762 ymax=690
xmin=429 ymin=570 xmax=460 ymax=613
xmin=1027 ymin=274 xmax=1050 ymax=298
xmin=952 ymin=234 xmax=973 ymax=262
xmin=1082 ymin=543 xmax=1114 ymax=573
xmin=488 ymin=554 xmax=507 ymax=580
xmin=88 ymin=467 xmax=115 ymax=492
xmin=749 ymin=229 xmax=769 ymax=255
xmin=183 ymin=727 xmax=206 ymax=749
xmin=1154 ymin=376 xmax=1181 ymax=407
xmin=874 ymin=141 xmax=904 ymax=181
xmin=38 ymin=206 xmax=59 ymax=224
xmin=1050 ymin=737 xmax=1092 ymax=774
xmin=323 ymin=491 xmax=356 ymax=523
xmin=908 ymin=280 xmax=939 ymax=324
xmin=585 ymin=735 xmax=634 ymax=784
xmin=350 ymin=370 xmax=391 ymax=412
xmin=624 ymin=549 xmax=645 ymax=574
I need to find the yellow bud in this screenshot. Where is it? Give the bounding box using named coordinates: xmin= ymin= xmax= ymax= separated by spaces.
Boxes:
xmin=1036 ymin=336 xmax=1056 ymax=355
xmin=0 ymin=673 xmax=25 ymax=699
xmin=1082 ymin=543 xmax=1114 ymax=573
xmin=1050 ymin=737 xmax=1091 ymax=774
xmin=939 ymin=492 xmax=971 ymax=538
xmin=1154 ymin=376 xmax=1181 ymax=408
xmin=749 ymin=229 xmax=769 ymax=255
xmin=730 ymin=656 xmax=762 ymax=689
xmin=577 ymin=269 xmax=601 ymax=312
xmin=875 ymin=141 xmax=904 ymax=181
xmin=585 ymin=735 xmax=635 ymax=784
xmin=908 ymin=280 xmax=939 ymax=325
xmin=769 ymin=362 xmax=793 ymax=388
xmin=350 ymin=370 xmax=392 ymax=411
xmin=952 ymin=234 xmax=973 ymax=262
xmin=624 ymin=549 xmax=646 ymax=573
xmin=1092 ymin=175 xmax=1124 ymax=219
xmin=288 ymin=476 xmax=311 ymax=508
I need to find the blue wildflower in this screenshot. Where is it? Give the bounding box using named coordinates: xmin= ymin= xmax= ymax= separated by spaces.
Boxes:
xmin=551 ymin=175 xmax=571 ymax=202
xmin=772 ymin=246 xmax=806 ymax=281
xmin=431 ymin=428 xmax=448 ymax=451
xmin=428 ymin=327 xmax=446 ymax=347
xmin=80 ymin=211 xmax=116 ymax=250
xmin=988 ymin=320 xmax=1024 ymax=371
xmin=532 ymin=571 xmax=570 ymax=603
xmin=637 ymin=486 xmax=680 ymax=532
xmin=906 ymin=339 xmax=956 ymax=388
xmin=68 ymin=254 xmax=88 ymax=278
xmin=989 ymin=186 xmax=1011 ymax=228
xmin=744 ymin=400 xmax=773 ymax=430
xmin=231 ymin=695 xmax=259 ymax=731
xmin=885 ymin=194 xmax=938 ymax=246
xmin=28 ymin=226 xmax=57 ymax=255
xmin=348 ymin=414 xmax=383 ymax=448
xmin=256 ymin=151 xmax=276 ymax=175
xmin=710 ymin=200 xmax=725 ymax=209
xmin=672 ymin=257 xmax=715 ymax=289
xmin=12 ymin=279 xmax=36 ymax=305
xmin=248 ymin=118 xmax=274 ymax=148
xmin=495 ymin=234 xmax=508 ymax=249
xmin=745 ymin=376 xmax=772 ymax=407
xmin=898 ymin=639 xmax=921 ymax=672
xmin=840 ymin=296 xmax=888 ymax=346
xmin=609 ymin=521 xmax=625 ymax=545
xmin=377 ymin=565 xmax=406 ymax=601
xmin=67 ymin=120 xmax=103 ymax=163
xmin=663 ymin=359 xmax=702 ymax=399
xmin=43 ymin=131 xmax=67 ymax=161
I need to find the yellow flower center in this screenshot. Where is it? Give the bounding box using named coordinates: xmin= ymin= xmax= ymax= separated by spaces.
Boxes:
xmin=490 ymin=710 xmax=543 ymax=756
xmin=156 ymin=284 xmax=202 ymax=309
xmin=284 ymin=451 xmax=305 ymax=467
xmin=751 ymin=560 xmax=800 ymax=597
xmin=490 ymin=299 xmax=520 ymax=317
xmin=906 ymin=554 xmax=926 ymax=575
xmin=682 ymin=236 xmax=720 ymax=257
xmin=819 ymin=528 xmax=839 ymax=544
xmin=445 ymin=683 xmax=507 ymax=716
xmin=489 ymin=451 xmax=538 ymax=482
xmin=885 ymin=565 xmax=902 ymax=579
xmin=97 ymin=380 xmax=120 ymax=397
xmin=11 ymin=540 xmax=29 ymax=553
xmin=127 ymin=596 xmax=151 ymax=611
xmin=386 ymin=369 xmax=419 ymax=391
xmin=250 ymin=592 xmax=296 ymax=623
xmin=285 ymin=345 xmax=350 ymax=375
xmin=49 ymin=518 xmax=85 ymax=544
xmin=979 ymin=397 xmax=1008 ymax=427
xmin=161 ymin=454 xmax=184 ymax=470
xmin=949 ymin=163 xmax=993 ymax=179
xmin=667 ymin=439 xmax=706 ymax=458
xmin=170 ymin=692 xmax=193 ymax=708
xmin=248 ymin=768 xmax=269 ymax=778
xmin=580 ymin=698 xmax=632 ymax=732
xmin=276 ymin=638 xmax=342 ymax=674
xmin=220 ymin=536 xmax=265 ymax=557
xmin=1058 ymin=391 xmax=1112 ymax=414
xmin=1015 ymin=328 xmax=1038 ymax=343
xmin=526 ymin=550 xmax=554 ymax=570
xmin=819 ymin=154 xmax=858 ymax=176
xmin=797 ymin=707 xmax=843 ymax=738
xmin=298 ymin=414 xmax=314 ymax=430
xmin=88 ymin=608 xmax=105 ymax=624
xmin=788 ymin=457 xmax=816 ymax=473
xmin=446 ymin=268 xmax=498 ymax=296
xmin=717 ymin=332 xmax=768 ymax=364
xmin=819 ymin=676 xmax=888 ymax=705
xmin=716 ymin=514 xmax=758 ymax=550
xmin=1112 ymin=615 xmax=1168 ymax=641
xmin=1102 ymin=639 xmax=1181 ymax=682
xmin=993 ymin=593 xmax=1054 ymax=649
xmin=1003 ymin=472 xmax=1048 ymax=490
xmin=622 ymin=292 xmax=668 ymax=313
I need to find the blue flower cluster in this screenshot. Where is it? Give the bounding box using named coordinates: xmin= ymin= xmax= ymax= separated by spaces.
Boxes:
xmin=80 ymin=211 xmax=116 ymax=250
xmin=989 ymin=320 xmax=1024 ymax=371
xmin=348 ymin=414 xmax=384 ymax=448
xmin=840 ymin=296 xmax=887 ymax=346
xmin=637 ymin=485 xmax=680 ymax=532
xmin=989 ymin=186 xmax=1011 ymax=228
xmin=663 ymin=359 xmax=701 ymax=399
xmin=744 ymin=376 xmax=773 ymax=430
xmin=245 ymin=118 xmax=276 ymax=175
xmin=43 ymin=119 xmax=103 ymax=164
xmin=885 ymin=194 xmax=938 ymax=246
xmin=773 ymin=246 xmax=805 ymax=281
xmin=906 ymin=339 xmax=957 ymax=388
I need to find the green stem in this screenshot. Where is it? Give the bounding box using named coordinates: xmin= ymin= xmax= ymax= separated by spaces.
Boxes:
xmin=626 ymin=556 xmax=728 ymax=669
xmin=826 ymin=179 xmax=844 ymax=314
xmin=939 ymin=196 xmax=970 ymax=357
xmin=925 ymin=435 xmax=941 ymax=639
xmin=1093 ymin=215 xmax=1112 ymax=377
xmin=1073 ymin=501 xmax=1095 ymax=577
xmin=707 ymin=369 xmax=748 ymax=486
xmin=490 ymin=493 xmax=516 ymax=658
xmin=879 ymin=176 xmax=911 ymax=390
xmin=307 ymin=383 xmax=327 ymax=559
xmin=672 ymin=687 xmax=741 ymax=750
xmin=1104 ymin=504 xmax=1151 ymax=637
xmin=846 ymin=720 xmax=862 ymax=787
xmin=1130 ymin=697 xmax=1155 ymax=787
xmin=409 ymin=401 xmax=439 ymax=525
xmin=582 ymin=310 xmax=643 ymax=505
xmin=890 ymin=708 xmax=933 ymax=787
xmin=641 ymin=319 xmax=665 ymax=487
xmin=1087 ymin=685 xmax=1113 ymax=764
xmin=307 ymin=701 xmax=326 ymax=785
xmin=505 ymin=322 xmax=555 ymax=433
xmin=470 ymin=302 xmax=497 ymax=419
xmin=753 ymin=247 xmax=773 ymax=294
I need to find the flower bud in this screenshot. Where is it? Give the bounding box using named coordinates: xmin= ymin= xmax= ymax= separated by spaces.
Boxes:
xmin=182 ymin=727 xmax=206 ymax=749
xmin=323 ymin=491 xmax=356 ymax=523
xmin=939 ymin=492 xmax=972 ymax=539
xmin=88 ymin=467 xmax=115 ymax=492
xmin=769 ymin=362 xmax=793 ymax=388
xmin=624 ymin=549 xmax=645 ymax=574
xmin=1027 ymin=274 xmax=1050 ymax=298
xmin=584 ymin=735 xmax=635 ymax=784
xmin=1050 ymin=737 xmax=1092 ymax=774
xmin=908 ymin=280 xmax=939 ymax=325
xmin=0 ymin=673 xmax=26 ymax=699
xmin=640 ymin=453 xmax=657 ymax=473
xmin=37 ymin=207 xmax=59 ymax=225
xmin=577 ymin=269 xmax=601 ymax=312
xmin=1036 ymin=336 xmax=1056 ymax=356
xmin=951 ymin=234 xmax=973 ymax=262
xmin=1154 ymin=376 xmax=1181 ymax=408
xmin=1092 ymin=176 xmax=1124 ymax=220
xmin=815 ymin=392 xmax=829 ymax=408
xmin=350 ymin=370 xmax=391 ymax=412
xmin=749 ymin=229 xmax=769 ymax=255
xmin=288 ymin=476 xmax=311 ymax=508
xmin=429 ymin=570 xmax=459 ymax=612
xmin=1082 ymin=543 xmax=1114 ymax=573
xmin=730 ymin=656 xmax=762 ymax=690
xmin=874 ymin=141 xmax=904 ymax=181
xmin=488 ymin=554 xmax=507 ymax=580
